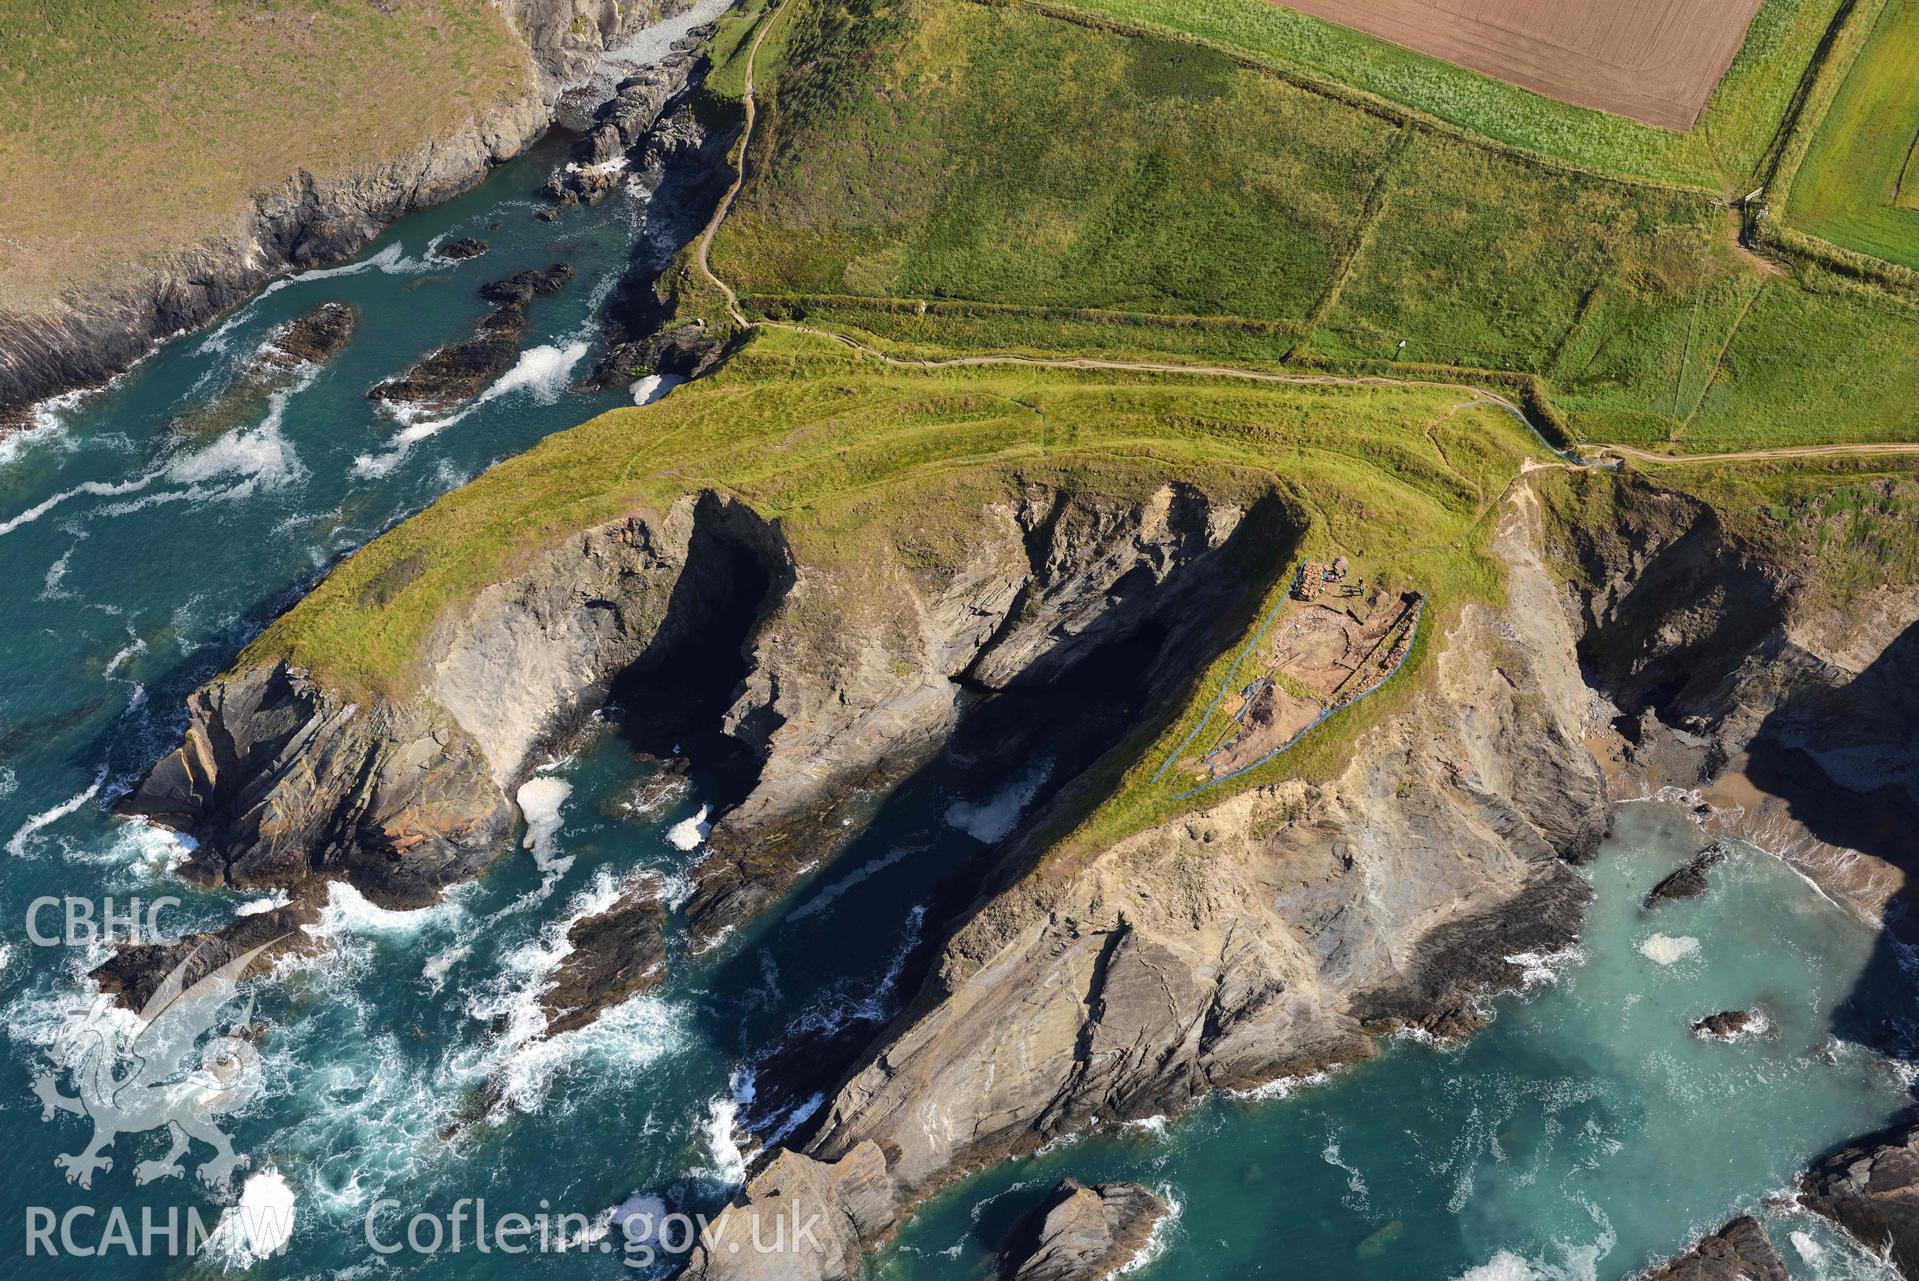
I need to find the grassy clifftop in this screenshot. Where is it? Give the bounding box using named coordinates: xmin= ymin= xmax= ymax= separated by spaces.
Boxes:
xmin=245 ymin=328 xmax=1547 ymax=761
xmin=0 ymin=0 xmax=532 ymax=312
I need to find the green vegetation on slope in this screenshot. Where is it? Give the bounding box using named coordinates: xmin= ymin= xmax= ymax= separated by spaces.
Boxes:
xmin=0 ymin=0 xmax=532 ymax=311
xmin=245 ymin=327 xmax=1550 ymax=840
xmin=1785 ymin=0 xmax=1919 ymax=268
xmin=1308 ymin=131 xmax=1759 ymax=437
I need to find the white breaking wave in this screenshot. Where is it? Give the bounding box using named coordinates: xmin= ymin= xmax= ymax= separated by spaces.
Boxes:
xmin=235 ymin=890 xmax=291 ymax=917
xmin=696 ymin=1091 xmax=749 ymax=1188
xmin=1116 ymin=1185 xmax=1182 ymax=1275
xmin=256 ymin=242 xmax=432 ymax=302
xmin=305 ymin=881 xmax=464 ymax=939
xmin=206 ymin=1168 xmax=297 ymax=1270
xmin=517 ymin=776 xmax=574 ymax=877
xmin=778 ymin=905 xmax=926 ymax=1048
xmin=422 ymin=943 xmax=471 ymax=995
xmin=787 ymin=843 xmax=918 ymax=921
xmin=630 ymin=372 xmax=686 ymax=405
xmin=1457 ymin=1253 xmax=1545 ymax=1281
xmin=1638 ymin=933 xmax=1700 ymax=966
xmin=1322 ymin=1133 xmax=1371 ymax=1212
xmin=64 ymin=816 xmax=197 ymax=885
xmin=1506 ymin=945 xmax=1585 ymax=989
xmin=943 ymin=757 xmax=1052 ymax=843
xmin=461 ymin=869 xmax=678 ymax=1116
xmin=1 ymin=366 xmax=310 ymax=538
xmin=667 ymin=805 xmax=711 ymax=851
xmin=354 ymin=339 xmax=590 ymax=477
xmin=6 ymin=769 xmax=105 ymax=857
xmin=0 ymin=474 xmax=158 ymax=538
xmin=39 ymin=540 xmax=79 ymax=600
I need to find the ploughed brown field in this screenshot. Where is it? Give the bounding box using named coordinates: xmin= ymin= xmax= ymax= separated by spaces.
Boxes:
xmin=1277 ymin=0 xmax=1765 ymax=129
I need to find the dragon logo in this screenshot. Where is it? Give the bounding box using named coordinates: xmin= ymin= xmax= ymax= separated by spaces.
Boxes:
xmin=31 ymin=939 xmax=278 ymax=1192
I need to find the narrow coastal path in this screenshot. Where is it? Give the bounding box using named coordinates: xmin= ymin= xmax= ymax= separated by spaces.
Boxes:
xmin=692 ymin=1 xmax=1919 ymax=472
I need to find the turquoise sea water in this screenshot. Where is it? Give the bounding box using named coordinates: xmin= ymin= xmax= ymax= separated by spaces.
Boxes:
xmin=0 ymin=140 xmax=1912 ymax=1279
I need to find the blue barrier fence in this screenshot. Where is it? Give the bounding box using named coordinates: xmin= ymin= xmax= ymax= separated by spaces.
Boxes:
xmin=1166 ymin=594 xmax=1426 ymax=803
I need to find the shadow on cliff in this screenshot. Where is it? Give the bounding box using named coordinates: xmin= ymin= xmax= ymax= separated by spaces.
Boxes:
xmin=684 ymin=494 xmax=1305 ymax=1135
xmin=607 ymin=492 xmax=794 ymax=814
xmin=1742 ymin=616 xmax=1919 ymax=1059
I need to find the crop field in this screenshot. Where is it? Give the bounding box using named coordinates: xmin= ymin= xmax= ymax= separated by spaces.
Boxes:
xmin=1786 ymin=0 xmax=1919 ymax=268
xmin=1043 ymin=0 xmax=1847 ymax=187
xmin=1274 ymin=0 xmax=1761 ymax=129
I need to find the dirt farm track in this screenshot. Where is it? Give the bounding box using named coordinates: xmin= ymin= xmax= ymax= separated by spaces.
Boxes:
xmin=1277 ymin=0 xmax=1765 ymax=128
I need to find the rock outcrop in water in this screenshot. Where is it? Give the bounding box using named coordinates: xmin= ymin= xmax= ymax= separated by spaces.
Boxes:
xmin=367 ymin=267 xmax=574 ymax=414
xmin=121 ymin=494 xmax=780 ymax=907
xmin=1643 ymin=845 xmax=1724 ymax=911
xmin=0 ymin=0 xmax=693 ymax=421
xmin=994 ymin=1180 xmax=1168 ymax=1281
xmin=1691 ymin=1009 xmax=1756 ymax=1040
xmin=540 ymin=887 xmax=669 ymax=1036
xmin=1640 ymin=1216 xmax=1789 ymax=1281
xmin=172 ymin=302 xmax=358 ymax=438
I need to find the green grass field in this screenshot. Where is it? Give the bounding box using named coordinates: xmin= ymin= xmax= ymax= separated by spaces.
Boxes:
xmin=692 ymin=0 xmax=1919 ymax=452
xmin=247 ymin=327 xmax=1549 ymax=839
xmin=1684 ymin=276 xmax=1919 ymax=448
xmin=715 ymin=0 xmax=1400 ymax=322
xmin=1785 ymin=0 xmax=1919 ymax=268
xmin=0 ymin=0 xmax=532 ymax=313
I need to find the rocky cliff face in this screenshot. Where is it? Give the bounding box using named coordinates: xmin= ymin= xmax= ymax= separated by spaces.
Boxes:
xmin=683 ymin=480 xmax=1285 ymax=945
xmin=121 ymin=493 xmax=762 ymax=906
xmin=0 ymin=0 xmax=694 ymax=421
xmin=1549 ymin=470 xmax=1919 ymax=921
xmin=1803 ymin=1124 xmax=1919 ymax=1276
xmin=681 ymin=483 xmax=1610 ymax=1279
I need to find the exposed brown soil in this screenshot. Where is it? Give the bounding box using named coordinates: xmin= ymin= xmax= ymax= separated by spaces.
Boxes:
xmin=1274 ymin=0 xmax=1765 ymax=129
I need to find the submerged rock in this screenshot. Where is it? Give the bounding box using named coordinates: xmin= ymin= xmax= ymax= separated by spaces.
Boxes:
xmin=477 ymin=263 xmax=575 ymax=305
xmin=269 ymin=300 xmax=357 ymax=366
xmin=434 ymin=237 xmax=489 ymax=261
xmin=1640 ymin=1216 xmax=1788 ymax=1280
xmin=172 ymin=301 xmax=357 ymax=437
xmin=996 ymin=1179 xmax=1168 ymax=1281
xmin=1643 ymin=846 xmax=1724 ymax=911
xmin=1803 ymin=1124 xmax=1919 ymax=1276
